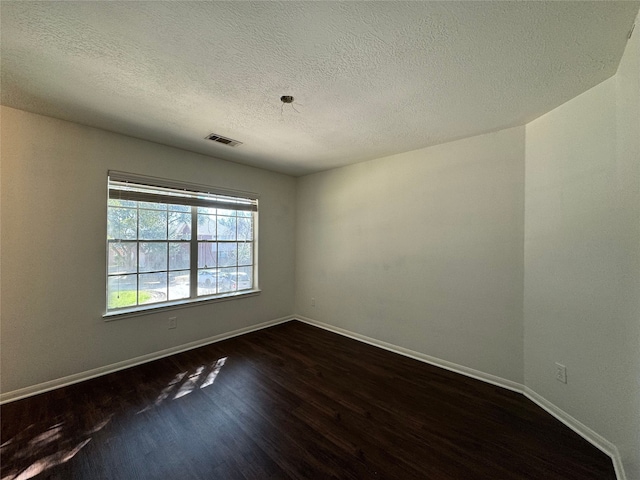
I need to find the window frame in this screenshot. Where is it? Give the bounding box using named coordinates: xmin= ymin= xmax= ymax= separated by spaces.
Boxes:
xmin=104 ymin=171 xmax=259 ymax=319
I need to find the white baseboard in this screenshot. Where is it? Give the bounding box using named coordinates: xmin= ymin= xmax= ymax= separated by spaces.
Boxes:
xmin=524 ymin=387 xmax=626 ymax=480
xmin=295 ymin=315 xmax=525 ymax=394
xmin=294 ymin=315 xmax=626 ymax=480
xmin=0 ymin=315 xmax=294 ymax=405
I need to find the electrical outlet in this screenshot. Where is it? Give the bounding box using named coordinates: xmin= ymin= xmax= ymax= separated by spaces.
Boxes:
xmin=311 ymin=297 xmax=316 ymax=307
xmin=169 ymin=317 xmax=177 ymax=329
xmin=555 ymin=363 xmax=567 ymax=384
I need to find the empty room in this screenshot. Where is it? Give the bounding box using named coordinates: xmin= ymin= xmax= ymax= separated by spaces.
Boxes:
xmin=1 ymin=2 xmax=639 ymax=479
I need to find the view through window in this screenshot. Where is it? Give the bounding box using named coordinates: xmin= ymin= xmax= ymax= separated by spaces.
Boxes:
xmin=107 ymin=172 xmax=257 ymax=314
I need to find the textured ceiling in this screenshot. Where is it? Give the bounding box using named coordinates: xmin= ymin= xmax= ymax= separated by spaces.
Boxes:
xmin=1 ymin=1 xmax=638 ymax=176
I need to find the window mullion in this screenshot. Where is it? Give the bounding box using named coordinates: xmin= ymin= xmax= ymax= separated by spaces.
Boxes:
xmin=214 ymin=211 xmax=218 ymax=293
xmin=137 ymin=203 xmax=141 ymax=306
xmin=236 ymin=214 xmax=239 ymax=270
xmin=166 ymin=208 xmax=170 ymax=301
xmin=252 ymin=211 xmax=257 ymax=289
xmin=189 ymin=206 xmax=198 ymax=299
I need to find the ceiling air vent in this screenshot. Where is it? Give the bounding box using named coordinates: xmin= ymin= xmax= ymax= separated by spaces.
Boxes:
xmin=205 ymin=133 xmax=242 ymax=147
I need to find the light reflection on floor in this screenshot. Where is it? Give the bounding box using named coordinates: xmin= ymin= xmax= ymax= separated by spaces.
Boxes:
xmin=1 ymin=418 xmax=109 ymax=480
xmin=140 ymin=356 xmax=228 ymax=410
xmin=1 ymin=356 xmax=228 ymax=480
xmin=8 ymin=438 xmax=91 ymax=480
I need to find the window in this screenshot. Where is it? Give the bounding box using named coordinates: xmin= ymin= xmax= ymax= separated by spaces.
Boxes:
xmin=106 ymin=172 xmax=258 ymax=315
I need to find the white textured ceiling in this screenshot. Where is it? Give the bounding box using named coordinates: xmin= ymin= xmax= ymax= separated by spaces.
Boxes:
xmin=1 ymin=1 xmax=638 ymax=176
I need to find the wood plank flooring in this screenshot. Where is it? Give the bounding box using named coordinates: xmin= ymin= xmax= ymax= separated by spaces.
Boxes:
xmin=1 ymin=320 xmax=615 ymax=479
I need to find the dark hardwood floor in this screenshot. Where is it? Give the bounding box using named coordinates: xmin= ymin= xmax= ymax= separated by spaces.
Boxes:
xmin=1 ymin=320 xmax=615 ymax=479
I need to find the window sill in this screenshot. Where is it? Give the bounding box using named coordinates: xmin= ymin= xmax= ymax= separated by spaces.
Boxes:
xmin=103 ymin=289 xmax=261 ymax=321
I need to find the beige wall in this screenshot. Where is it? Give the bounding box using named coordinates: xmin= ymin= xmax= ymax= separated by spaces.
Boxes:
xmin=524 ymin=21 xmax=639 ymax=478
xmin=616 ymin=16 xmax=640 ymax=479
xmin=295 ymin=127 xmax=526 ymax=383
xmin=0 ymin=106 xmax=296 ymax=394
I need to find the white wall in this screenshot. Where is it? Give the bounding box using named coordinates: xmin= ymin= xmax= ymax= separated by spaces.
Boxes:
xmin=615 ymin=19 xmax=640 ymax=479
xmin=296 ymin=127 xmax=525 ymax=383
xmin=0 ymin=106 xmax=296 ymax=394
xmin=524 ymin=21 xmax=640 ymax=478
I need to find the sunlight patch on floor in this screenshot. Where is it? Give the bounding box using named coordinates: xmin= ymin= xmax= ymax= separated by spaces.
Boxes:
xmin=1 ymin=415 xmax=113 ymax=480
xmin=137 ymin=357 xmax=228 ymax=413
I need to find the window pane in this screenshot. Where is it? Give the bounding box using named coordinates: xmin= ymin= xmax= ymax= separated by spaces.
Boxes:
xmin=139 ymin=210 xmax=167 ymax=240
xmin=217 ymin=267 xmax=236 ymax=293
xmin=237 ymin=217 xmax=252 ymax=241
xmin=107 ymin=274 xmax=137 ymax=309
xmin=217 ymin=216 xmax=236 ymax=240
xmin=108 ymin=242 xmax=137 ymax=274
xmin=109 ymin=198 xmax=138 ymax=208
xmin=168 ymin=211 xmax=191 ymax=240
xmin=140 ymin=242 xmax=167 ymax=272
xmin=169 ymin=270 xmax=190 ymax=300
xmin=217 ymin=267 xmax=252 ymax=292
xmin=197 ymin=269 xmax=219 ymax=295
xmin=169 ymin=243 xmax=190 ymax=270
xmin=139 ymin=201 xmax=166 ymax=210
xmin=109 ymin=198 xmax=137 ymax=208
xmin=198 ymin=206 xmax=216 ymax=215
xmin=139 ymin=273 xmax=167 ymax=304
xmin=217 ymin=208 xmax=236 ymax=217
xmin=238 ymin=242 xmax=252 ymax=266
xmin=169 ymin=204 xmax=190 ymax=212
xmin=218 ymin=243 xmax=237 ymax=267
xmin=237 ymin=266 xmax=253 ymax=291
xmin=198 ymin=214 xmax=216 ymax=240
xmin=108 ymin=207 xmax=137 ymax=240
xmin=198 ymin=242 xmax=217 ymax=268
